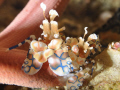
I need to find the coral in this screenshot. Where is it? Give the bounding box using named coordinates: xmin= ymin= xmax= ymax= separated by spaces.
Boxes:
xmin=89 ymin=42 xmax=120 ymax=89
xmin=94 ymin=81 xmax=120 ymax=90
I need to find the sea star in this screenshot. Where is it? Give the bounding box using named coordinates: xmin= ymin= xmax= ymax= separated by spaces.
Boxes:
xmin=0 ymin=0 xmax=70 ymax=88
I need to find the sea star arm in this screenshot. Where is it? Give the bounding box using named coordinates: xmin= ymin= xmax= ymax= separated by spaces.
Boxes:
xmin=0 ymin=48 xmax=63 ymax=88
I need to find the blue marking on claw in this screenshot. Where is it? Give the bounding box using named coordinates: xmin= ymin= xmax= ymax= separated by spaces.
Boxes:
xmin=48 ymin=51 xmax=72 ymax=76
xmin=51 ymin=53 xmax=69 ymax=72
xmin=22 ymin=49 xmax=43 ymax=75
xmin=78 ymin=77 xmax=84 ymax=82
xmin=54 ymin=52 xmax=66 ymax=60
xmin=70 ymin=86 xmax=76 ymax=90
xmin=67 ymin=74 xmax=84 ymax=90
xmin=67 ymin=61 xmax=71 ymax=65
xmin=22 ymin=55 xmax=41 ymax=73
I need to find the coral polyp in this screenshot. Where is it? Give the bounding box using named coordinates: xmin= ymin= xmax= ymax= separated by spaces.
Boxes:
xmin=7 ymin=2 xmax=102 ymax=89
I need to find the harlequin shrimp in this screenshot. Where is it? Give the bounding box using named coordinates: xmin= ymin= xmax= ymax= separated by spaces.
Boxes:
xmin=7 ymin=3 xmax=101 ymax=90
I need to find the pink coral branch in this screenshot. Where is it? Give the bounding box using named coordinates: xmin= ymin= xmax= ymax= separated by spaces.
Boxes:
xmin=0 ymin=0 xmax=69 ymax=88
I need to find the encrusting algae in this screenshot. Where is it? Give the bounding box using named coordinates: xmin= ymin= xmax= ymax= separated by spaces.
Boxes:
xmin=7 ymin=2 xmax=120 ymax=90
xmin=89 ymin=42 xmax=120 ymax=90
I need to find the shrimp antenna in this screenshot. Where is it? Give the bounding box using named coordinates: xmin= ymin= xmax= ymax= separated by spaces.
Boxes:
xmin=40 ymin=3 xmax=46 ymax=19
